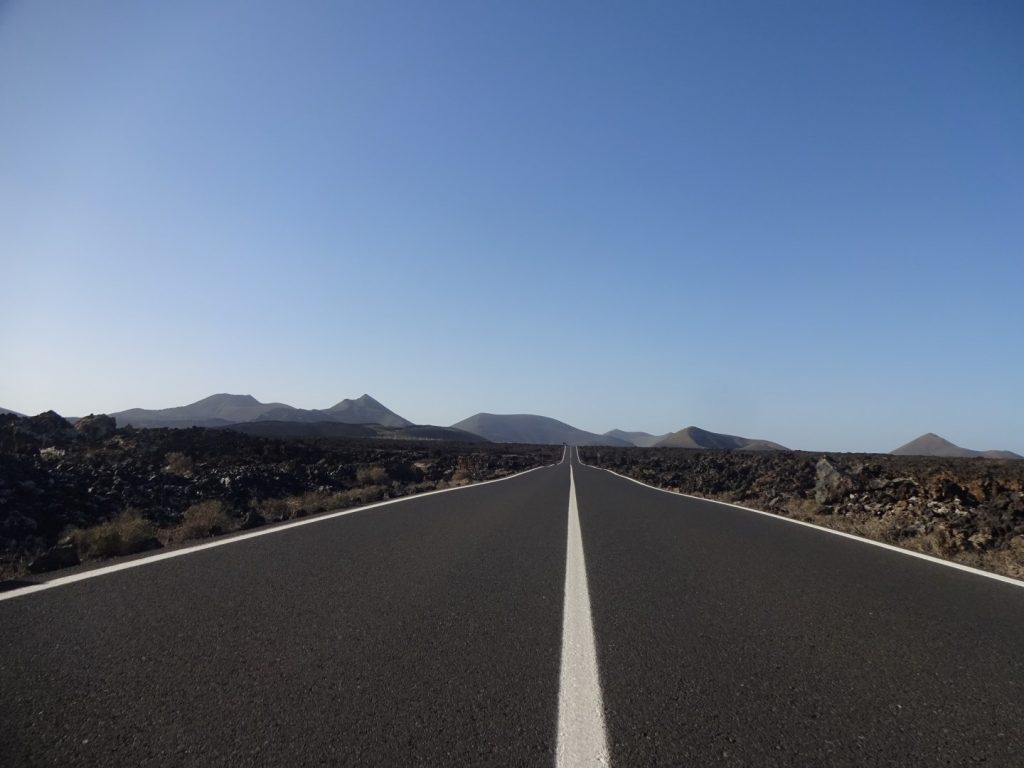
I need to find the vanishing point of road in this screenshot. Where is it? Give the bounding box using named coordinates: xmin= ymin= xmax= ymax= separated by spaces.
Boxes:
xmin=3 ymin=448 xmax=1023 ymax=766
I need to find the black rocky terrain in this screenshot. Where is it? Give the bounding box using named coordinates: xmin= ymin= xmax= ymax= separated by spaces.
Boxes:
xmin=580 ymin=446 xmax=1024 ymax=579
xmin=0 ymin=412 xmax=561 ymax=578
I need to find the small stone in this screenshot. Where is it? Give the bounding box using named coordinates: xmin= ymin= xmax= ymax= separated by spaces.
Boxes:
xmin=28 ymin=543 xmax=81 ymax=573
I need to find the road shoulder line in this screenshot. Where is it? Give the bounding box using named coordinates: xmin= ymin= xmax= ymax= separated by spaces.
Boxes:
xmin=576 ymin=449 xmax=1024 ymax=589
xmin=0 ymin=461 xmax=557 ymax=602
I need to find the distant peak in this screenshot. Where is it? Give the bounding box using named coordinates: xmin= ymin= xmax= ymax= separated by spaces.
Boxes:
xmin=198 ymin=393 xmax=260 ymax=404
xmin=322 ymin=394 xmax=410 ymax=426
xmin=892 ymin=432 xmax=976 ymax=457
xmin=331 ymin=393 xmax=378 ymax=407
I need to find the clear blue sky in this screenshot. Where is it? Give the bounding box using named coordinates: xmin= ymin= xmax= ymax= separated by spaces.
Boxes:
xmin=2 ymin=0 xmax=1022 ymax=453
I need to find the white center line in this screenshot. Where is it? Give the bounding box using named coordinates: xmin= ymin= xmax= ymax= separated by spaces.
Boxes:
xmin=556 ymin=464 xmax=610 ymax=767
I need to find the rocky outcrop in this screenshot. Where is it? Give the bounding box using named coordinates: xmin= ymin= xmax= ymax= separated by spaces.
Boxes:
xmin=0 ymin=411 xmax=118 ymax=448
xmin=73 ymin=414 xmax=117 ymax=442
xmin=815 ymin=458 xmax=854 ymax=504
xmin=12 ymin=411 xmax=78 ymax=449
xmin=28 ymin=543 xmax=80 ymax=573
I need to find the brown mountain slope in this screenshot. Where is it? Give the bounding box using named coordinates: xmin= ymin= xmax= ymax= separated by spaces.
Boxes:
xmin=892 ymin=433 xmax=1022 ymax=460
xmin=655 ymin=426 xmax=788 ymax=451
xmin=604 ymin=429 xmax=671 ymax=447
xmin=452 ymin=413 xmax=630 ymax=446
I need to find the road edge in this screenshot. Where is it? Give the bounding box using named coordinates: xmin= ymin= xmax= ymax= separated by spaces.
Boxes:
xmin=1 ymin=456 xmax=563 ymax=602
xmin=574 ymin=447 xmax=1024 ymax=590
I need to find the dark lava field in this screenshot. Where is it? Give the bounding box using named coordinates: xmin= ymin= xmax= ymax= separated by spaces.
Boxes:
xmin=0 ymin=412 xmax=560 ymax=579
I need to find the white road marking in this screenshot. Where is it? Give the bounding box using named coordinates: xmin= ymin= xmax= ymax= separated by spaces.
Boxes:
xmin=577 ymin=452 xmax=1024 ymax=590
xmin=556 ymin=464 xmax=610 ymax=767
xmin=0 ymin=461 xmax=556 ymax=603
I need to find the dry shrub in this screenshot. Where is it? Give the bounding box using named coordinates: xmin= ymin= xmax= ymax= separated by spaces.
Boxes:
xmin=356 ymin=466 xmax=389 ymax=486
xmin=177 ymin=500 xmax=232 ymax=541
xmin=915 ymin=523 xmax=966 ymax=558
xmin=164 ymin=451 xmax=194 ymax=476
xmin=254 ymin=497 xmax=292 ymax=523
xmin=72 ymin=510 xmax=158 ymax=559
xmin=451 ymin=468 xmax=472 ymax=484
xmin=325 ymin=487 xmax=386 ymax=507
xmin=845 ymin=515 xmax=901 ymax=544
xmin=988 ymin=536 xmax=1024 ymax=580
xmin=808 ymin=506 xmax=916 ymax=547
xmin=353 ymin=486 xmax=387 ymax=504
xmin=783 ymin=497 xmax=821 ymax=520
xmin=253 ymin=488 xmax=390 ymax=523
xmin=290 ymin=491 xmax=336 ymax=516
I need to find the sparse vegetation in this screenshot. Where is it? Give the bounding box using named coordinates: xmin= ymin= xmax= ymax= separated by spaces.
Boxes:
xmin=356 ymin=465 xmax=389 ymax=486
xmin=176 ymin=500 xmax=233 ymax=541
xmin=450 ymin=458 xmax=474 ymax=484
xmin=164 ymin=451 xmax=194 ymax=476
xmin=0 ymin=410 xmax=560 ymax=576
xmin=71 ymin=510 xmax=159 ymax=559
xmin=253 ymin=497 xmax=292 ymax=523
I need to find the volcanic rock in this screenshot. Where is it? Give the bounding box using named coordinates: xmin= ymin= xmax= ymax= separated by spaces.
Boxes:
xmin=240 ymin=509 xmax=266 ymax=530
xmin=21 ymin=411 xmax=78 ymax=448
xmin=74 ymin=414 xmax=117 ymax=442
xmin=815 ymin=458 xmax=855 ymax=504
xmin=28 ymin=543 xmax=80 ymax=573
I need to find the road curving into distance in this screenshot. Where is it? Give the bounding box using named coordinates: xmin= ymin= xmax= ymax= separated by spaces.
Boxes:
xmin=3 ymin=447 xmax=1023 ymax=766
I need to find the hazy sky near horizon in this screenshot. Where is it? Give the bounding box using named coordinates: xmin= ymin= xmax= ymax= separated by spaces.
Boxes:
xmin=2 ymin=1 xmax=1022 ymax=453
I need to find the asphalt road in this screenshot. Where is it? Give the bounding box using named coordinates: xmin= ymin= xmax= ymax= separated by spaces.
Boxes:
xmin=573 ymin=457 xmax=1024 ymax=767
xmin=3 ymin=449 xmax=1023 ymax=766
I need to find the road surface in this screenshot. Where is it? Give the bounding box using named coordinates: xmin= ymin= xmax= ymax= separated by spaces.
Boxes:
xmin=2 ymin=447 xmax=1023 ymax=766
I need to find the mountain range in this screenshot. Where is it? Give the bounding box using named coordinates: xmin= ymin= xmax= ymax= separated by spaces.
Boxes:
xmin=451 ymin=414 xmax=633 ymax=447
xmin=58 ymin=394 xmax=790 ymax=450
xmin=891 ymin=433 xmax=1023 ymax=460
xmin=452 ymin=416 xmax=789 ymax=450
xmin=603 ymin=429 xmax=670 ymax=447
xmin=2 ymin=395 xmax=1020 ymax=457
xmin=110 ymin=394 xmax=411 ymax=429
